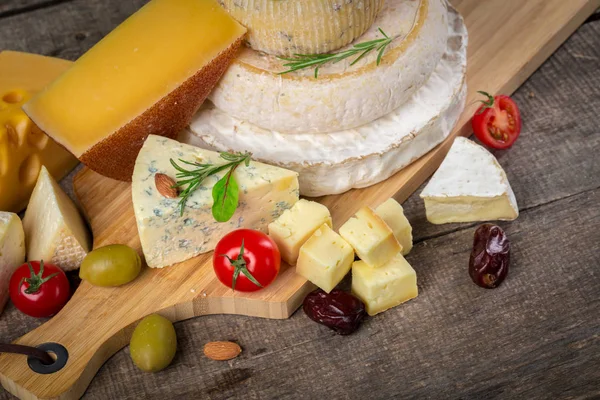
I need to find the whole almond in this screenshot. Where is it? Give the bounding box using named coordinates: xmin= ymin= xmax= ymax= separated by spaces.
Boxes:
xmin=203 ymin=341 xmax=242 ymax=361
xmin=155 ymin=173 xmax=178 ymax=199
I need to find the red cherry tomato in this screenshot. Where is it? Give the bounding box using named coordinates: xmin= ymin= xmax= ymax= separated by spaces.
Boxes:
xmin=213 ymin=229 xmax=281 ymax=292
xmin=9 ymin=261 xmax=70 ymax=318
xmin=472 ymin=91 xmax=522 ymax=149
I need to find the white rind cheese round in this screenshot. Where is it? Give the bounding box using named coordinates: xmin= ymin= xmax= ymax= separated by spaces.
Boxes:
xmin=209 ymin=0 xmax=449 ymax=134
xmin=185 ymin=3 xmax=467 ymax=197
xmin=219 ymin=0 xmax=385 ymax=56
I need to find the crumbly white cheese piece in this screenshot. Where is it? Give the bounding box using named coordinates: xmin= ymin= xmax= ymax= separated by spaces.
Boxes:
xmin=296 ymin=224 xmax=354 ymax=293
xmin=352 ymin=252 xmax=418 ymax=316
xmin=132 ymin=135 xmax=299 ymax=269
xmin=208 ymin=0 xmax=448 ymax=134
xmin=268 ymin=199 xmax=332 ymax=265
xmin=375 ymin=199 xmax=413 ymax=255
xmin=22 ymin=166 xmax=91 ymax=271
xmin=339 ymin=207 xmax=401 ymax=269
xmin=420 ymin=137 xmax=519 ymax=224
xmin=0 ymin=212 xmax=25 ymax=315
xmin=184 ymin=4 xmax=467 ymax=196
xmin=219 ymin=0 xmax=385 ymax=56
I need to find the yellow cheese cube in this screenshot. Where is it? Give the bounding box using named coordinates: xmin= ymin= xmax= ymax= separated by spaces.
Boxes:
xmin=339 ymin=206 xmax=401 ymax=268
xmin=268 ymin=199 xmax=332 ymax=265
xmin=296 ymin=224 xmax=354 ymax=293
xmin=352 ymin=253 xmax=418 ymax=316
xmin=375 ymin=198 xmax=413 ymax=255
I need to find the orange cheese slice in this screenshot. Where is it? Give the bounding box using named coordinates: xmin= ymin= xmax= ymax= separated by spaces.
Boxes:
xmin=24 ymin=0 xmax=246 ymax=181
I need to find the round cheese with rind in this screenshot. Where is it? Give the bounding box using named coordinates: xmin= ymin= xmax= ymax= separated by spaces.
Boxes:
xmin=185 ymin=3 xmax=467 ymax=197
xmin=219 ymin=0 xmax=385 ymax=56
xmin=209 ymin=0 xmax=448 ymax=134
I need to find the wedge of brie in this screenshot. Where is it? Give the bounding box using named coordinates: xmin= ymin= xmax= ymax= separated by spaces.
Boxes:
xmin=420 ymin=137 xmax=519 ymax=224
xmin=0 ymin=212 xmax=26 ymax=315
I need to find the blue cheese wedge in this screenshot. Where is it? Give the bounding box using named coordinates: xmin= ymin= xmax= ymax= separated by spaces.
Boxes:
xmin=132 ymin=135 xmax=299 ymax=269
xmin=0 ymin=212 xmax=25 ymax=315
xmin=420 ymin=137 xmax=519 ymax=224
xmin=374 ymin=199 xmax=413 ymax=255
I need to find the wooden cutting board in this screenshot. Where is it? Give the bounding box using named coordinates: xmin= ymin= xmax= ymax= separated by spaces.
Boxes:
xmin=1 ymin=0 xmax=598 ymax=399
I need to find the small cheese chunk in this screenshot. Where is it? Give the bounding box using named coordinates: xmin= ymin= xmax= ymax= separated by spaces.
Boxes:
xmin=23 ymin=166 xmax=91 ymax=271
xmin=352 ymin=253 xmax=418 ymax=316
xmin=339 ymin=207 xmax=401 ymax=268
xmin=268 ymin=200 xmax=332 ymax=265
xmin=375 ymin=199 xmax=413 ymax=255
xmin=0 ymin=212 xmax=26 ymax=315
xmin=296 ymin=224 xmax=354 ymax=293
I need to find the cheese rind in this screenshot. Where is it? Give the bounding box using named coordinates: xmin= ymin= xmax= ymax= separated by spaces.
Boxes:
xmin=0 ymin=212 xmax=26 ymax=315
xmin=339 ymin=207 xmax=401 ymax=269
xmin=375 ymin=199 xmax=413 ymax=255
xmin=268 ymin=200 xmax=332 ymax=265
xmin=420 ymin=137 xmax=519 ymax=224
xmin=220 ymin=0 xmax=384 ymax=56
xmin=296 ymin=224 xmax=354 ymax=293
xmin=132 ymin=135 xmax=299 ymax=269
xmin=352 ymin=253 xmax=418 ymax=316
xmin=24 ymin=0 xmax=246 ymax=181
xmin=22 ymin=166 xmax=91 ymax=271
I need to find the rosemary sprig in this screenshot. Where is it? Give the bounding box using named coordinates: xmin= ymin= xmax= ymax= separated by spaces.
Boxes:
xmin=278 ymin=28 xmax=394 ymax=78
xmin=170 ymin=151 xmax=251 ymax=220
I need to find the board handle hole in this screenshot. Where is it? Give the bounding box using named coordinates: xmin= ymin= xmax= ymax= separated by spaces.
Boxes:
xmin=27 ymin=343 xmax=69 ymax=374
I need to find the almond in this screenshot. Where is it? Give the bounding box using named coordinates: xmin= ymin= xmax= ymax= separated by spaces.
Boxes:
xmin=203 ymin=341 xmax=242 ymax=361
xmin=155 ymin=173 xmax=178 ymax=199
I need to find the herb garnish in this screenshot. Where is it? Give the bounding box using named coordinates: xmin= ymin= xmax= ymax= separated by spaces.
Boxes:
xmin=170 ymin=152 xmax=251 ymax=221
xmin=278 ymin=28 xmax=394 ymax=78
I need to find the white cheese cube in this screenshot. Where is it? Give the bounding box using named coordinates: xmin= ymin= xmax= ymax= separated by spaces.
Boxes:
xmin=352 ymin=252 xmax=418 ymax=316
xmin=375 ymin=198 xmax=413 ymax=255
xmin=296 ymin=224 xmax=354 ymax=293
xmin=268 ymin=199 xmax=332 ymax=265
xmin=339 ymin=206 xmax=401 ymax=268
xmin=0 ymin=212 xmax=26 ymax=315
xmin=23 ymin=166 xmax=91 ymax=271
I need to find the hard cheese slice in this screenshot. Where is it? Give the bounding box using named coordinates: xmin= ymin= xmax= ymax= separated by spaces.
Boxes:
xmin=23 ymin=166 xmax=91 ymax=271
xmin=0 ymin=51 xmax=78 ymax=213
xmin=24 ymin=0 xmax=246 ymax=182
xmin=0 ymin=212 xmax=25 ymax=315
xmin=420 ymin=137 xmax=519 ymax=224
xmin=132 ymin=135 xmax=299 ymax=269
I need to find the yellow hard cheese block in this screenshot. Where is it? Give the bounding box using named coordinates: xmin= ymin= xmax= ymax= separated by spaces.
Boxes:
xmin=268 ymin=199 xmax=332 ymax=265
xmin=339 ymin=206 xmax=401 ymax=268
xmin=375 ymin=199 xmax=413 ymax=255
xmin=24 ymin=0 xmax=246 ymax=182
xmin=0 ymin=212 xmax=25 ymax=315
xmin=0 ymin=51 xmax=78 ymax=213
xmin=296 ymin=224 xmax=354 ymax=293
xmin=352 ymin=253 xmax=418 ymax=316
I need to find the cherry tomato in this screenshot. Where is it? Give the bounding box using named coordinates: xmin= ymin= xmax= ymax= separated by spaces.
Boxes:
xmin=213 ymin=229 xmax=280 ymax=292
xmin=472 ymin=91 xmax=522 ymax=149
xmin=9 ymin=261 xmax=70 ymax=318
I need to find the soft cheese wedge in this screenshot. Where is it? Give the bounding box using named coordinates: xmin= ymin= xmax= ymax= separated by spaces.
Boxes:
xmin=0 ymin=212 xmax=26 ymax=315
xmin=24 ymin=0 xmax=246 ymax=181
xmin=420 ymin=137 xmax=519 ymax=224
xmin=23 ymin=166 xmax=91 ymax=271
xmin=268 ymin=200 xmax=332 ymax=265
xmin=352 ymin=252 xmax=418 ymax=316
xmin=296 ymin=224 xmax=354 ymax=293
xmin=375 ymin=199 xmax=413 ymax=255
xmin=132 ymin=136 xmax=299 ymax=269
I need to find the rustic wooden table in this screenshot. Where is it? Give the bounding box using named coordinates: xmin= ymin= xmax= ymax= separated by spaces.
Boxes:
xmin=1 ymin=1 xmax=599 ymax=399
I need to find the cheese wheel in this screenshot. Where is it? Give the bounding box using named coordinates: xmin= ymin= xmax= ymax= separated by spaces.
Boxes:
xmin=209 ymin=0 xmax=448 ymax=134
xmin=219 ymin=0 xmax=385 ymax=56
xmin=185 ymin=3 xmax=467 ymax=196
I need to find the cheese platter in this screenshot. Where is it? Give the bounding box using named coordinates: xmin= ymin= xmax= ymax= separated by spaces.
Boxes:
xmin=0 ymin=0 xmax=598 ymax=399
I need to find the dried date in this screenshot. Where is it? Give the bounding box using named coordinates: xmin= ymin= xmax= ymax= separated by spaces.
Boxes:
xmin=469 ymin=224 xmax=510 ymax=288
xmin=303 ymin=289 xmax=366 ymax=335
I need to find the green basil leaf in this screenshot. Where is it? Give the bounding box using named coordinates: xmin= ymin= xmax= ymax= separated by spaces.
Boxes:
xmin=212 ymin=172 xmax=239 ymax=222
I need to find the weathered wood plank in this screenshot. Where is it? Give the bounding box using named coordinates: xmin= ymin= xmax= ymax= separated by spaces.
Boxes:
xmin=0 ymin=1 xmax=74 ymax=19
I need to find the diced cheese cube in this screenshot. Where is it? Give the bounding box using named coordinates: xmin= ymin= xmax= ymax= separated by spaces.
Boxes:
xmin=352 ymin=252 xmax=418 ymax=316
xmin=296 ymin=224 xmax=354 ymax=293
xmin=375 ymin=198 xmax=413 ymax=255
xmin=339 ymin=206 xmax=401 ymax=268
xmin=268 ymin=199 xmax=332 ymax=265
xmin=0 ymin=212 xmax=26 ymax=315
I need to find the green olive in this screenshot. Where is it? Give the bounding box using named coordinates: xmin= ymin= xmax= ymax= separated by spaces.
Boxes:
xmin=79 ymin=244 xmax=142 ymax=287
xmin=130 ymin=314 xmax=177 ymax=373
